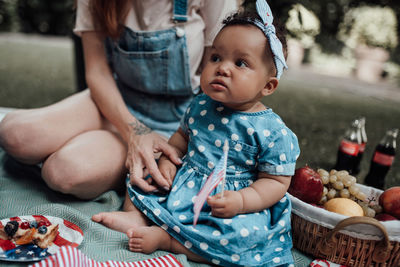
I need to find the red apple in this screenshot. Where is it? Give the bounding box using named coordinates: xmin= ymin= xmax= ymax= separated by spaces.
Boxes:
xmin=375 ymin=213 xmax=398 ymax=221
xmin=288 ymin=166 xmax=323 ymax=204
xmin=379 ymin=186 xmax=400 ymax=219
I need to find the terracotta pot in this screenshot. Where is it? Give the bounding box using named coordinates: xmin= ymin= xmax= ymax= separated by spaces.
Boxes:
xmin=287 ymin=39 xmax=305 ymax=68
xmin=354 ymin=44 xmax=389 ymax=83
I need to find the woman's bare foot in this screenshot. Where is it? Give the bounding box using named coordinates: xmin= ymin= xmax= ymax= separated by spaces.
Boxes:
xmin=127 ymin=226 xmax=171 ymax=253
xmin=92 ymin=210 xmax=148 ymax=233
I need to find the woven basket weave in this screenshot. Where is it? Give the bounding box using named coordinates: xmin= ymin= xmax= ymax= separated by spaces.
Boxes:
xmin=289 ymin=184 xmax=400 ymax=267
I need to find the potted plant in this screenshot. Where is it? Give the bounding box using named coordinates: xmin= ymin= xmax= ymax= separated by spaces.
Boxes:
xmin=285 ymin=4 xmax=320 ymax=67
xmin=338 ymin=5 xmax=398 ymax=83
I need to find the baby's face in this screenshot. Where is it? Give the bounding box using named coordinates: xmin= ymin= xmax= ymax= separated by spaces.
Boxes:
xmin=200 ymin=24 xmax=276 ymax=112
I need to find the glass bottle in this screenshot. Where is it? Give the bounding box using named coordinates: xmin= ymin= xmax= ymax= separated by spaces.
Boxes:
xmin=334 ymin=119 xmax=362 ymax=173
xmin=352 ymin=117 xmax=367 ymax=175
xmin=364 ymin=128 xmax=398 ymax=190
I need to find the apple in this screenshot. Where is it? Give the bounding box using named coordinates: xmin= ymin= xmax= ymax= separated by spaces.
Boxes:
xmin=379 ymin=186 xmax=400 ymax=219
xmin=288 ymin=166 xmax=323 ymax=204
xmin=375 ymin=213 xmax=398 ymax=221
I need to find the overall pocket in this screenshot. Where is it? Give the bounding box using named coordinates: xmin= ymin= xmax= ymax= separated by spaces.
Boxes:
xmin=109 ymin=27 xmax=192 ymax=96
xmin=114 ymin=47 xmax=169 ymax=95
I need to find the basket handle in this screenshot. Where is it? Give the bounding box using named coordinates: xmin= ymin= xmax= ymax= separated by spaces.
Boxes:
xmin=316 ymin=216 xmax=390 ymax=263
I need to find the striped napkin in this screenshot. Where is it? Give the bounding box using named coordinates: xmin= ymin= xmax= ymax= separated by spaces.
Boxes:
xmin=311 ymin=259 xmax=348 ymax=267
xmin=29 ymin=246 xmax=183 ymax=267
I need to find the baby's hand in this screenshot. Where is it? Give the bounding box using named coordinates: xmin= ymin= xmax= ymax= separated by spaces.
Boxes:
xmin=158 ymin=155 xmax=177 ymax=187
xmin=207 ymin=191 xmax=243 ymax=218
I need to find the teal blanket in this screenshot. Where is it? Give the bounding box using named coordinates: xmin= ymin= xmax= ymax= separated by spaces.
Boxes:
xmin=0 ymin=148 xmax=312 ymax=266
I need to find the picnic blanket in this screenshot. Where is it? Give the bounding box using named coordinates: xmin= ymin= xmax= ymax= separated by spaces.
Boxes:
xmin=0 ymin=147 xmax=313 ymax=267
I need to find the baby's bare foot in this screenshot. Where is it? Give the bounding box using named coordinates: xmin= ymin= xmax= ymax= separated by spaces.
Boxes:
xmin=127 ymin=226 xmax=171 ymax=253
xmin=92 ymin=211 xmax=147 ymax=233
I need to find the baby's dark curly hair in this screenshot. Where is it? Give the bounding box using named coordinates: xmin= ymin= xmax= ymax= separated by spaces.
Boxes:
xmin=222 ymin=11 xmax=288 ymax=61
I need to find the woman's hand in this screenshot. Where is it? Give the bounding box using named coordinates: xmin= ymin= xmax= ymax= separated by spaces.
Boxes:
xmin=207 ymin=191 xmax=244 ymax=218
xmin=126 ymin=120 xmax=181 ymax=192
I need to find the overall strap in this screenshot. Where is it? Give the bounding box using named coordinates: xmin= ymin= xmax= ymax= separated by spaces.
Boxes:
xmin=173 ymin=0 xmax=188 ymax=22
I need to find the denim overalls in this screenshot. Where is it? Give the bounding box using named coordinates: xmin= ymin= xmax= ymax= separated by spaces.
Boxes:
xmin=105 ymin=0 xmax=193 ymax=137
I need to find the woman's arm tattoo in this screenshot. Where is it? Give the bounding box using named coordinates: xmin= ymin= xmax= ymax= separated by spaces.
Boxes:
xmin=129 ymin=120 xmax=152 ymax=135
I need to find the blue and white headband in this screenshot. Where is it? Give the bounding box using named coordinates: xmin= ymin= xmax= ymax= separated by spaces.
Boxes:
xmin=251 ymin=0 xmax=288 ymax=79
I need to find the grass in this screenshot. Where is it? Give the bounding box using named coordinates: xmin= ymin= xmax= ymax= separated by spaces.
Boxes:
xmin=1 ymin=35 xmax=399 ymax=189
xmin=0 ymin=37 xmax=75 ymax=108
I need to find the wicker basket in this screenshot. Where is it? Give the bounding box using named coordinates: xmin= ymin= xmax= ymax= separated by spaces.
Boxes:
xmin=289 ymin=184 xmax=400 ymax=267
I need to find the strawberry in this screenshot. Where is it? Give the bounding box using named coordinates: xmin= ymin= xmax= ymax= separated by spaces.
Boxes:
xmin=20 ymin=222 xmax=30 ymax=230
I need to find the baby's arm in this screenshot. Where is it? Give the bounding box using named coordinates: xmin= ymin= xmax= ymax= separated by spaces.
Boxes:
xmin=158 ymin=128 xmax=188 ymax=185
xmin=207 ymin=172 xmax=291 ymax=217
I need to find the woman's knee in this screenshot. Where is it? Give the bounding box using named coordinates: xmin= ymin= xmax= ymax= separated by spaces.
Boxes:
xmin=0 ymin=111 xmax=34 ymax=157
xmin=41 ymin=147 xmax=124 ymax=199
xmin=41 ymin=150 xmax=88 ymax=196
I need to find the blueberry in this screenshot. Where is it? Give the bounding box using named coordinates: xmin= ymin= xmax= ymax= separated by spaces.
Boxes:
xmin=4 ymin=221 xmax=19 ymax=236
xmin=29 ymin=220 xmax=38 ymax=228
xmin=38 ymin=225 xmax=47 ymax=234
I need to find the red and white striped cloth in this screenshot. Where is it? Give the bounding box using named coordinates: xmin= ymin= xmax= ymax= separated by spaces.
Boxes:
xmin=29 ymin=246 xmax=183 ymax=267
xmin=311 ymin=259 xmax=348 ymax=267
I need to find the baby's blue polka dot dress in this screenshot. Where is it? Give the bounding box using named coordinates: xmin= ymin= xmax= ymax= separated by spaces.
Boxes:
xmin=127 ymin=93 xmax=300 ymax=267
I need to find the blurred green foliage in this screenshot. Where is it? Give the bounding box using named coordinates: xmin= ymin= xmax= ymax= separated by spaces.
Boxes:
xmin=243 ymin=0 xmax=400 ymax=63
xmin=0 ymin=0 xmax=18 ymax=31
xmin=0 ymin=0 xmax=399 ymax=63
xmin=0 ymin=0 xmax=74 ymax=35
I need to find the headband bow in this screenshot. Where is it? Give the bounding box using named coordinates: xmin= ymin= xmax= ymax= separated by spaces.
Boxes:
xmin=253 ymin=0 xmax=288 ymax=79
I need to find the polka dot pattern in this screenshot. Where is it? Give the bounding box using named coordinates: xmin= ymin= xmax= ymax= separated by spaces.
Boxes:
xmin=211 ymin=259 xmax=220 ymax=265
xmin=240 ymin=228 xmax=249 ymax=237
xmin=231 ymin=254 xmax=240 ymax=262
xmin=200 ymin=242 xmax=208 ymax=250
xmin=231 ymin=134 xmax=239 ymax=141
xmin=212 ymin=230 xmax=221 ymax=236
xmin=187 ymin=181 xmax=195 ymax=188
xmin=220 ymin=239 xmax=229 ymax=246
xmin=184 ymin=241 xmax=192 ymax=248
xmin=234 ymin=144 xmax=242 ymax=151
xmin=126 ymin=94 xmax=299 ymax=266
xmin=215 ymin=139 xmax=221 ymax=147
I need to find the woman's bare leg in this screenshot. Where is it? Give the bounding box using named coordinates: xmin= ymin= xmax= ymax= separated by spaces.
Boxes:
xmin=0 ymin=90 xmax=104 ymax=164
xmin=0 ymin=89 xmax=128 ymax=199
xmin=41 ymin=128 xmax=127 ymax=199
xmin=92 ymin=192 xmax=150 ymax=232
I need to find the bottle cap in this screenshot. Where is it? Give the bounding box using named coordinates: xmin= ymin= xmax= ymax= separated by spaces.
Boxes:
xmin=390 ymin=128 xmax=398 ymax=138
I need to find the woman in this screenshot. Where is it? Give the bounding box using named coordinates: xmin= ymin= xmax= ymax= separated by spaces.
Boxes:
xmin=0 ymin=0 xmax=237 ymax=200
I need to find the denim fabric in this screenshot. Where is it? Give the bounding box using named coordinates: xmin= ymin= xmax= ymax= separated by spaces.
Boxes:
xmin=105 ymin=24 xmax=193 ymax=137
xmin=127 ymin=94 xmax=300 ymax=266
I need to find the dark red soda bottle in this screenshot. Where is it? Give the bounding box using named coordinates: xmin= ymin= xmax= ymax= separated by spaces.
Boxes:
xmin=334 ymin=119 xmax=362 ymax=173
xmin=352 ymin=117 xmax=367 ymax=175
xmin=364 ymin=128 xmax=398 ymax=190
